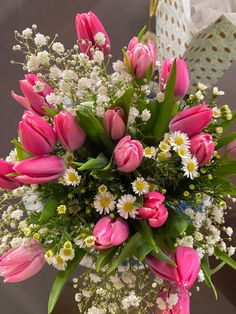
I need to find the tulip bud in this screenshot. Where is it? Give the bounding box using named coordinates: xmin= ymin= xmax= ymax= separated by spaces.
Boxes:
xmin=169 ymin=105 xmax=213 ymax=138
xmin=160 ymin=58 xmax=189 ymax=99
xmin=75 ymin=11 xmax=111 ymax=57
xmin=13 ymin=156 xmax=65 ymax=184
xmin=114 ymin=135 xmax=143 ymax=172
xmin=126 ymin=36 xmax=156 ymax=80
xmin=19 ymin=111 xmax=57 ymax=156
xmin=0 ymin=160 xmax=22 ymax=190
xmin=226 ymin=139 xmax=236 ymax=159
xmin=103 ymin=107 xmax=126 ymax=140
xmin=139 ymin=192 xmax=168 ymax=228
xmin=190 ymin=133 xmax=214 ymax=166
xmin=93 ymin=216 xmax=129 ymax=250
xmin=54 ymin=111 xmax=86 ymax=151
xmin=0 ymin=240 xmax=45 ymax=282
xmin=11 ymin=74 xmax=53 ymax=115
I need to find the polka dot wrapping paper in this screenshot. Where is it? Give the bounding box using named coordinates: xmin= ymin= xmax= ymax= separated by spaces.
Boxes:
xmin=156 ymin=0 xmax=236 ymax=91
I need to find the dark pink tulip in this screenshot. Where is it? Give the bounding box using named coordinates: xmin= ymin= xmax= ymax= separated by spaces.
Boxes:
xmin=19 ymin=111 xmax=57 ymax=156
xmin=160 ymin=58 xmax=189 ymax=99
xmin=146 ymin=246 xmax=200 ymax=290
xmin=226 ymin=139 xmax=236 ymax=159
xmin=0 ymin=240 xmax=45 ymax=283
xmin=169 ymin=105 xmax=213 ymax=137
xmin=139 ymin=192 xmax=168 ymax=228
xmin=54 ymin=111 xmax=85 ymax=151
xmin=11 ymin=74 xmax=53 ymax=116
xmin=13 ymin=156 xmax=65 ymax=184
xmin=126 ymin=36 xmax=156 ymax=80
xmin=93 ymin=216 xmax=129 ymax=250
xmin=0 ymin=160 xmax=22 ymax=190
xmin=103 ymin=107 xmax=126 ymax=140
xmin=114 ymin=135 xmax=143 ymax=172
xmin=75 ymin=11 xmax=111 ymax=57
xmin=190 ymin=133 xmax=214 ymax=166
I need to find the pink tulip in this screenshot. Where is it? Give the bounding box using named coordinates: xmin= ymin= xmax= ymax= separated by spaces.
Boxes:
xmin=169 ymin=105 xmax=213 ymax=137
xmin=11 ymin=74 xmax=53 ymax=116
xmin=114 ymin=135 xmax=143 ymax=172
xmin=226 ymin=139 xmax=236 ymax=159
xmin=126 ymin=36 xmax=156 ymax=80
xmin=103 ymin=107 xmax=126 ymax=140
xmin=156 ymin=284 xmax=190 ymax=314
xmin=0 ymin=160 xmax=22 ymax=190
xmin=0 ymin=240 xmax=45 ymax=283
xmin=19 ymin=111 xmax=57 ymax=156
xmin=146 ymin=246 xmax=200 ymax=289
xmin=54 ymin=111 xmax=86 ymax=151
xmin=139 ymin=192 xmax=168 ymax=228
xmin=190 ymin=133 xmax=214 ymax=166
xmin=75 ymin=11 xmax=111 ymax=57
xmin=93 ymin=216 xmax=129 ymax=250
xmin=13 ymin=156 xmax=65 ymax=184
xmin=160 ymin=58 xmax=189 ymax=99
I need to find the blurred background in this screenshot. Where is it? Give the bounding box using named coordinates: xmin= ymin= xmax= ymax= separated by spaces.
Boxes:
xmin=0 ymin=0 xmax=236 ymax=313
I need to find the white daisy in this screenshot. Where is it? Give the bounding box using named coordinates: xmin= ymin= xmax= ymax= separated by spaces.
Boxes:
xmin=132 ymin=178 xmax=149 ymax=195
xmin=59 ymin=242 xmax=75 ymax=261
xmin=157 ymin=151 xmax=171 ymax=162
xmin=198 ymin=82 xmax=208 ymax=91
xmin=182 ymin=156 xmax=199 ymax=179
xmin=212 ymin=107 xmax=222 ymax=118
xmin=63 ymin=168 xmax=81 ymax=187
xmin=52 ymin=255 xmax=67 ymax=271
xmin=94 ymin=191 xmax=116 ymax=214
xmin=62 ymin=151 xmax=74 ymax=165
xmin=84 ymin=236 xmax=96 ymax=247
xmin=213 ymin=87 xmax=224 ymax=96
xmin=159 ymin=141 xmax=171 ymax=152
xmin=169 ymin=131 xmax=190 ymax=151
xmin=44 ymin=250 xmax=54 ymax=265
xmin=177 ymin=145 xmax=191 ymax=159
xmin=117 ymin=194 xmax=138 ymax=219
xmin=143 ymin=146 xmax=156 ymax=158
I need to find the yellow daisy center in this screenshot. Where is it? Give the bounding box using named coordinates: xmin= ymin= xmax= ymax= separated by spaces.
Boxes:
xmin=158 ymin=152 xmax=167 ymax=161
xmin=135 ymin=181 xmax=145 ymax=191
xmin=144 ymin=147 xmax=153 ymax=155
xmin=100 ymin=197 xmax=110 ymax=208
xmin=68 ymin=173 xmax=78 ymax=182
xmin=175 ymin=137 xmax=184 ymax=145
xmin=187 ymin=161 xmax=195 ymax=172
xmin=123 ymin=202 xmax=135 ymax=212
xmin=56 ymin=256 xmax=64 ymax=265
xmin=63 ymin=248 xmax=72 ymax=256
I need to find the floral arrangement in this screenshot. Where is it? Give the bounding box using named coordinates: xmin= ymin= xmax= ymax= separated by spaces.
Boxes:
xmin=0 ymin=9 xmax=236 ymax=314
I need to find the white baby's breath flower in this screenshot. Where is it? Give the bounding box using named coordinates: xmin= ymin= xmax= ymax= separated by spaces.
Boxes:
xmin=52 ymin=42 xmax=65 ymax=54
xmin=33 ymin=80 xmax=45 ymax=93
xmin=6 ymin=149 xmax=18 ymax=163
xmin=182 ymin=156 xmax=199 ymax=179
xmin=87 ymin=306 xmax=105 ymax=314
xmin=129 ymin=107 xmax=139 ymax=124
xmin=113 ymin=60 xmax=126 ymax=72
xmin=94 ymin=191 xmax=116 ymax=214
xmin=93 ymin=50 xmax=104 ymax=64
xmin=132 ymin=177 xmax=149 ymax=195
xmin=34 ymin=33 xmax=47 ymax=46
xmin=195 ymin=90 xmax=204 ymax=101
xmin=168 ymin=294 xmax=179 ymax=309
xmin=198 ymin=82 xmax=208 ymax=91
xmin=156 ymin=297 xmax=167 ymax=311
xmin=27 ymin=54 xmax=40 ymax=71
xmin=63 ymin=168 xmax=81 ymax=187
xmin=10 ymin=209 xmax=23 ymax=221
xmin=89 ymin=273 xmax=102 ymax=283
xmin=213 ymin=87 xmax=225 ymax=96
xmin=143 ymin=146 xmax=156 ymax=158
xmin=94 ymin=32 xmax=106 ymax=46
xmin=96 ymin=106 xmax=105 ymax=118
xmin=169 ymin=131 xmax=190 ymax=151
xmin=141 ymin=109 xmax=151 ymax=122
xmin=156 ymin=92 xmax=165 ymax=102
xmin=228 ymin=246 xmax=236 ymax=257
xmin=37 ymin=50 xmax=50 ymax=65
xmin=212 ymin=106 xmax=222 ymax=118
xmin=225 ymin=227 xmax=233 ymax=237
xmin=117 ymin=194 xmax=138 ymax=219
xmin=62 ymin=70 xmax=78 ymax=81
xmin=49 ymin=66 xmax=62 ymax=79
xmin=22 ymin=28 xmax=33 ymax=38
xmin=46 ymin=93 xmax=63 ymax=105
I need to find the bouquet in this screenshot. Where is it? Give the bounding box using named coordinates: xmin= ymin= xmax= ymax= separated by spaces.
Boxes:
xmin=0 ymin=8 xmax=236 ymax=314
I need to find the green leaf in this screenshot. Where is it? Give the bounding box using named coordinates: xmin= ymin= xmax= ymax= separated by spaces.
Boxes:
xmin=207 ymin=177 xmax=236 ymax=195
xmin=12 ymin=139 xmax=32 ymax=161
xmin=134 ymin=243 xmax=152 ymax=263
xmin=151 ymin=249 xmax=176 ymax=267
xmin=217 ymin=131 xmax=236 ymax=149
xmin=137 ymin=25 xmax=147 ymax=41
xmin=214 ymin=161 xmax=236 ymax=177
xmin=112 ymin=88 xmax=133 ymax=120
xmin=77 ymin=153 xmax=109 ymax=171
xmin=152 ymin=60 xmax=177 ymax=140
xmin=133 ymin=220 xmax=158 ymax=252
xmin=144 ymin=61 xmax=154 ymax=81
xmin=122 ymin=50 xmax=133 ymax=75
xmin=42 ymin=106 xmax=59 ymax=117
xmin=95 ymin=247 xmax=118 ymax=272
xmin=48 ymin=249 xmax=86 ymax=314
xmin=39 ymin=199 xmax=59 ymax=224
xmin=210 ymin=262 xmax=225 ymax=275
xmin=108 ymin=233 xmax=142 ymax=274
xmin=214 ymin=247 xmax=236 ymax=270
xmin=201 ymin=255 xmax=218 ymax=300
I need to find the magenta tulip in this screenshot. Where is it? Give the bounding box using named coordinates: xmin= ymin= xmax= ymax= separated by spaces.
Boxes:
xmin=93 ymin=216 xmax=129 ymax=250
xmin=19 ymin=111 xmax=57 ymax=156
xmin=146 ymin=246 xmax=200 ymax=289
xmin=13 ymin=156 xmax=65 ymax=184
xmin=126 ymin=36 xmax=156 ymax=80
xmin=11 ymin=74 xmax=53 ymax=116
xmin=0 ymin=160 xmax=22 ymax=190
xmin=160 ymin=58 xmax=189 ymax=99
xmin=103 ymin=107 xmax=126 ymax=140
xmin=0 ymin=240 xmax=45 ymax=283
xmin=226 ymin=139 xmax=236 ymax=159
xmin=114 ymin=135 xmax=143 ymax=172
xmin=139 ymin=192 xmax=168 ymax=228
xmin=75 ymin=11 xmax=111 ymax=57
xmin=169 ymin=105 xmax=213 ymax=137
xmin=190 ymin=133 xmax=214 ymax=166
xmin=54 ymin=111 xmax=85 ymax=151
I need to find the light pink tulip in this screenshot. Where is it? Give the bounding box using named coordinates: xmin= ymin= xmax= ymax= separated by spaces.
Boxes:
xmin=139 ymin=192 xmax=168 ymax=228
xmin=13 ymin=156 xmax=65 ymax=184
xmin=190 ymin=133 xmax=214 ymax=166
xmin=54 ymin=111 xmax=86 ymax=151
xmin=146 ymin=246 xmax=200 ymax=289
xmin=126 ymin=36 xmax=156 ymax=80
xmin=75 ymin=11 xmax=111 ymax=57
xmin=169 ymin=105 xmax=213 ymax=137
xmin=11 ymin=74 xmax=53 ymax=116
xmin=93 ymin=216 xmax=129 ymax=250
xmin=19 ymin=111 xmax=57 ymax=156
xmin=160 ymin=58 xmax=190 ymax=99
xmin=0 ymin=160 xmax=22 ymax=190
xmin=114 ymin=135 xmax=143 ymax=172
xmin=226 ymin=139 xmax=236 ymax=159
xmin=156 ymin=284 xmax=190 ymax=314
xmin=103 ymin=107 xmax=126 ymax=140
xmin=0 ymin=240 xmax=45 ymax=283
